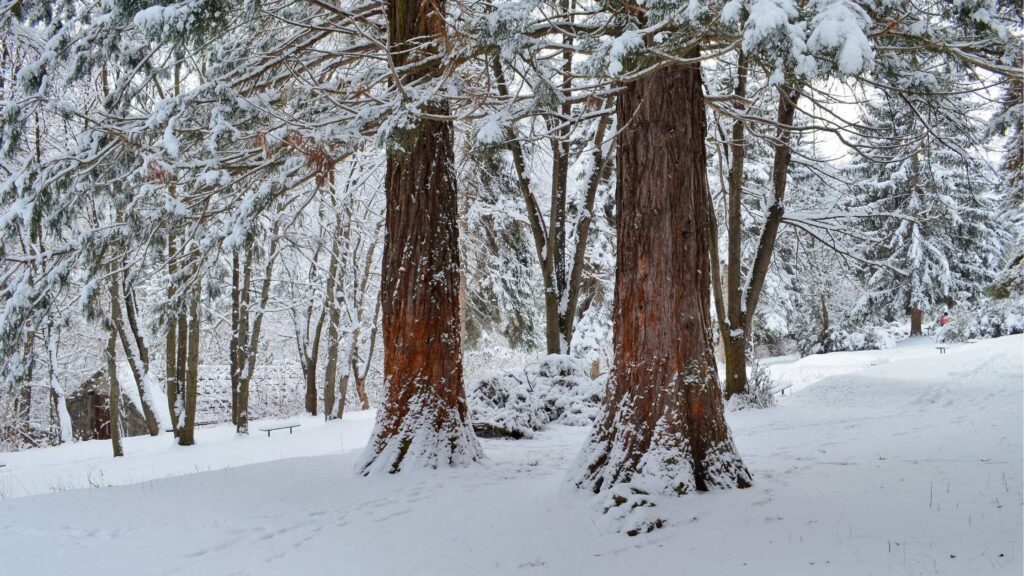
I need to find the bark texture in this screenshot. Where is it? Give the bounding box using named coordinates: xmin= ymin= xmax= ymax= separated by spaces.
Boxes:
xmin=910 ymin=308 xmax=923 ymax=336
xmin=166 ymin=235 xmax=180 ymax=436
xmin=358 ymin=0 xmax=481 ymax=473
xmin=107 ymin=276 xmax=124 ymax=458
xmin=178 ymin=276 xmax=201 ymax=446
xmin=573 ymin=60 xmax=749 ymax=496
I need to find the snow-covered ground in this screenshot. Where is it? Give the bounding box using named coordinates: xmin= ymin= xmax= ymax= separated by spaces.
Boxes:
xmin=1 ymin=336 xmax=1021 ymax=575
xmin=767 ymin=335 xmax=968 ymax=394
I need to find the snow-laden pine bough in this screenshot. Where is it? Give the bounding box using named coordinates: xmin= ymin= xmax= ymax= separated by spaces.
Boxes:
xmin=569 ymin=54 xmax=750 ymax=535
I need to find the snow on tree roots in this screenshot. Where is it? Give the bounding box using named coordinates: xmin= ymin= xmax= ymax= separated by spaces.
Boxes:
xmin=359 ymin=390 xmax=482 ymax=474
xmin=568 ymin=58 xmax=751 ymax=534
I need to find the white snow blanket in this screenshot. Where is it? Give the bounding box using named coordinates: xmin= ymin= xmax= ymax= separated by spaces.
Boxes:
xmin=0 ymin=336 xmax=1020 ymax=575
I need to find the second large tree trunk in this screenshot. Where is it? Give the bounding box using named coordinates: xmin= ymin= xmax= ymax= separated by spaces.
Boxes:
xmin=573 ymin=60 xmax=749 ymax=496
xmin=357 ymin=0 xmax=481 ymax=474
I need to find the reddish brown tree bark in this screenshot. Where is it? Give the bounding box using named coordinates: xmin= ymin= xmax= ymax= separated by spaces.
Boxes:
xmin=358 ymin=0 xmax=481 ymax=473
xmin=574 ymin=58 xmax=749 ymax=498
xmin=910 ymin=308 xmax=923 ymax=336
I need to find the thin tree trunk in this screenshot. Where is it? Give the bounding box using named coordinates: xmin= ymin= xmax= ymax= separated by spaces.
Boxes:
xmin=304 ymin=299 xmax=326 ymax=416
xmin=723 ymin=51 xmax=748 ymax=399
xmin=490 ymin=55 xmax=607 ymax=354
xmin=123 ymin=280 xmax=151 ymax=368
xmin=107 ymin=273 xmax=124 ymax=458
xmin=352 ymin=297 xmax=381 ymax=412
xmin=359 ymin=0 xmax=481 ymax=473
xmin=236 ymin=246 xmax=253 ymax=434
xmin=237 ymin=226 xmax=278 ymax=435
xmin=114 ymin=315 xmax=160 ymax=436
xmin=820 ymin=293 xmax=830 ymax=341
xmin=230 ymin=249 xmax=241 ymax=425
xmin=166 ymin=63 xmax=183 ymax=436
xmin=323 ymin=203 xmax=343 ymax=420
xmin=179 ymin=273 xmax=201 ymax=446
xmin=113 ymin=275 xmax=160 ymax=436
xmin=174 ymin=282 xmax=188 ymax=436
xmin=47 ymin=320 xmax=72 ymax=444
xmin=723 ymin=84 xmax=800 ymax=398
xmin=562 ymin=110 xmax=613 ymax=348
xmin=742 ymin=86 xmax=800 ymax=330
xmin=166 ymin=234 xmax=180 ymax=436
xmin=574 ymin=58 xmax=750 ymax=498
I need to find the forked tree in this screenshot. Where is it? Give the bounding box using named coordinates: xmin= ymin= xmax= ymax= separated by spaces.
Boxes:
xmin=573 ymin=54 xmax=750 ymax=498
xmin=358 ymin=0 xmax=482 ymax=473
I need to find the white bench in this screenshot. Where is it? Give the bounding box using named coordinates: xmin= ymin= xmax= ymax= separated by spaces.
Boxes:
xmin=771 ymin=383 xmax=793 ymax=396
xmin=258 ymin=423 xmax=301 ymax=437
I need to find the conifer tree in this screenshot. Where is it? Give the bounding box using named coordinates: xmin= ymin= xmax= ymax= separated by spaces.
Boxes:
xmin=846 ymin=87 xmax=1007 ymax=329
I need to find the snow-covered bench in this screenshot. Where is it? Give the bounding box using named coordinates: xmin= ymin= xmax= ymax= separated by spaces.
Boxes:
xmin=258 ymin=423 xmax=301 ymax=437
xmin=936 ymin=346 xmax=948 ymax=354
xmin=771 ymin=383 xmax=793 ymax=396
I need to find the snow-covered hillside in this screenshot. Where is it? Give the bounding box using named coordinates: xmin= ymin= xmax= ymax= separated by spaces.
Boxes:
xmin=1 ymin=336 xmax=1021 ymax=575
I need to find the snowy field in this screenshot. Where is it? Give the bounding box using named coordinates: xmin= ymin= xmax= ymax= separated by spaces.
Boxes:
xmin=1 ymin=335 xmax=1021 ymax=575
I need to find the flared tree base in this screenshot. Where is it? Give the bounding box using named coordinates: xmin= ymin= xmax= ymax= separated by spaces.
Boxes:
xmin=572 ymin=388 xmax=751 ymax=495
xmin=358 ymin=393 xmax=483 ymax=475
xmin=570 ymin=373 xmax=751 ymax=534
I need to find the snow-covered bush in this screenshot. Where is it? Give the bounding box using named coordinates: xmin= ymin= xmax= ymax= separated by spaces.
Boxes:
xmin=798 ymin=322 xmax=901 ymax=355
xmin=934 ymin=299 xmax=1024 ymax=343
xmin=467 ymin=355 xmax=602 ymax=439
xmin=727 ymin=357 xmax=777 ymax=411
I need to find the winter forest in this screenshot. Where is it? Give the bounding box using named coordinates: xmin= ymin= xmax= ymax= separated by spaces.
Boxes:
xmin=1 ymin=0 xmax=1022 ymax=574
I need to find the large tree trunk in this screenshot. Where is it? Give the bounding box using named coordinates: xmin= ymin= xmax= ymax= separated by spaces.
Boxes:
xmin=910 ymin=308 xmax=923 ymax=336
xmin=573 ymin=60 xmax=749 ymax=498
xmin=358 ymin=0 xmax=481 ymax=473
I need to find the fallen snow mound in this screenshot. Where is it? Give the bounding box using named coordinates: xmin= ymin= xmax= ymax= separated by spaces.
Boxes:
xmin=467 ymin=354 xmax=602 ymax=439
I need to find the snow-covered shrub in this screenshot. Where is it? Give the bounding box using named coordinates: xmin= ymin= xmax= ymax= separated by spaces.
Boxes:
xmin=727 ymin=357 xmax=776 ymax=411
xmin=467 ymin=355 xmax=602 ymax=439
xmin=934 ymin=299 xmax=1024 ymax=343
xmin=798 ymin=322 xmax=901 ymax=355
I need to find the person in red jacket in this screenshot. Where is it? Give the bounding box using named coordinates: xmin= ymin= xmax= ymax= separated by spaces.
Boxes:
xmin=938 ymin=312 xmax=951 ymax=327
